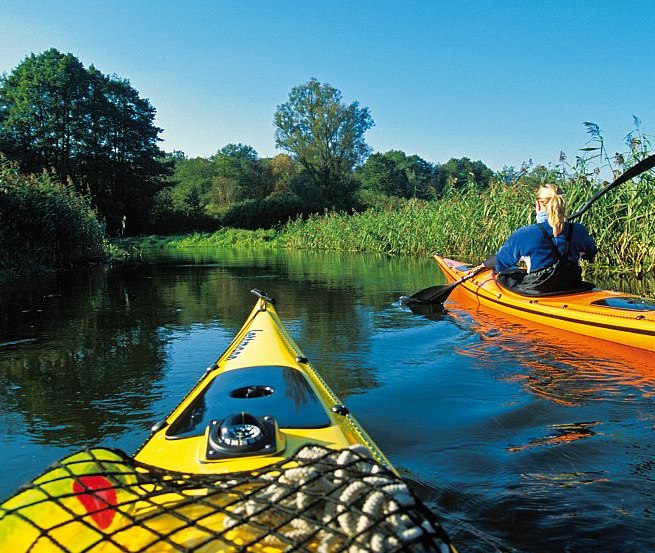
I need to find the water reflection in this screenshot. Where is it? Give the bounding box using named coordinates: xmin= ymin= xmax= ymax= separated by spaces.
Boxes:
xmin=0 ymin=268 xmax=166 ymax=447
xmin=507 ymin=421 xmax=601 ymax=452
xmin=0 ymin=248 xmax=434 ymax=493
xmin=447 ymin=286 xmax=655 ymax=405
xmin=0 ymin=248 xmax=654 ymax=551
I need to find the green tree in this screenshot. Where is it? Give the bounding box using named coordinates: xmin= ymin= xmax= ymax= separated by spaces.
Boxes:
xmin=169 ymin=157 xmax=216 ymax=215
xmin=274 ymin=79 xmax=374 ymax=209
xmin=437 ymin=157 xmax=494 ymax=193
xmin=358 ymin=150 xmax=438 ymax=200
xmin=357 ymin=152 xmax=410 ymax=197
xmin=0 ymin=48 xmax=168 ymax=233
xmin=0 ymin=49 xmax=89 ymax=178
xmin=206 ymin=143 xmax=272 ymax=213
xmin=387 ymin=151 xmax=438 ymax=199
xmin=266 ymin=154 xmax=300 ymax=196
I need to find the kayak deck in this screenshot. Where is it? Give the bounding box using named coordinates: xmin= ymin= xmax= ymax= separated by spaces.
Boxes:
xmin=434 ymin=255 xmax=655 ymax=352
xmin=134 ymin=291 xmax=391 ymax=474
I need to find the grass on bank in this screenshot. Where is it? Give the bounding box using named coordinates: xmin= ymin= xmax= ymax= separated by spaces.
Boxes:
xmin=120 ymin=166 xmax=655 ymax=278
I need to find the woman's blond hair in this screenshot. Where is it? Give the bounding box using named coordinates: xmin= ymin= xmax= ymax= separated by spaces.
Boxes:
xmin=537 ymin=184 xmax=566 ymax=236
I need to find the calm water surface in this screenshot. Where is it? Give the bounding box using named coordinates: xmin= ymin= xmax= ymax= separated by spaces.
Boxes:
xmin=0 ymin=248 xmax=654 ymax=552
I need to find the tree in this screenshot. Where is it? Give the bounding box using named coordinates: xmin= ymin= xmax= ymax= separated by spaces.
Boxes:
xmin=437 ymin=157 xmax=494 ymax=193
xmin=0 ymin=49 xmax=168 ymax=233
xmin=266 ymin=154 xmax=298 ymax=196
xmin=169 ymin=157 xmax=216 ymax=216
xmin=0 ymin=49 xmax=89 ymax=178
xmin=358 ymin=150 xmax=438 ymax=199
xmin=274 ymin=79 xmax=374 ymax=209
xmin=206 ymin=143 xmax=272 ymax=213
xmin=357 ymin=152 xmax=410 ymax=197
xmin=387 ymin=151 xmax=438 ymax=199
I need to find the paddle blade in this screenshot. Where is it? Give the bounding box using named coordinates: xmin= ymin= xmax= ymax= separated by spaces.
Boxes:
xmin=407 ymin=299 xmax=447 ymax=319
xmin=407 ymin=283 xmax=458 ymax=305
xmin=408 ymin=265 xmax=486 ymax=306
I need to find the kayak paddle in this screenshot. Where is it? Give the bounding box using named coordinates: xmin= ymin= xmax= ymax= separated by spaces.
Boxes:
xmin=406 ymin=264 xmax=485 ymax=306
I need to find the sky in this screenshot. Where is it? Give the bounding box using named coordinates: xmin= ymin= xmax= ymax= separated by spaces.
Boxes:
xmin=1 ymin=0 xmax=654 ymax=171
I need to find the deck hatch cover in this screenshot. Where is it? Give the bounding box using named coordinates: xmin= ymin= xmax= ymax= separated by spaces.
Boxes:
xmin=590 ymin=297 xmax=655 ymax=312
xmin=167 ymin=365 xmax=330 ymax=438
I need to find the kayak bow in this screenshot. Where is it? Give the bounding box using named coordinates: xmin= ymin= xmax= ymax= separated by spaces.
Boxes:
xmin=134 ymin=288 xmax=392 ymax=473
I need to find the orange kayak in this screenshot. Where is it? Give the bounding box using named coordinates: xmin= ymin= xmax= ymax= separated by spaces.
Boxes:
xmin=434 ymin=255 xmax=655 ymax=352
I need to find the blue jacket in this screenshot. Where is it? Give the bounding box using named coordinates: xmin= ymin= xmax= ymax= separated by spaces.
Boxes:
xmin=495 ymin=221 xmax=597 ymax=273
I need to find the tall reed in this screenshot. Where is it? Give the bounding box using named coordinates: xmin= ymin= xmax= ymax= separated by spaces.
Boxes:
xmin=279 ymin=172 xmax=655 ymax=275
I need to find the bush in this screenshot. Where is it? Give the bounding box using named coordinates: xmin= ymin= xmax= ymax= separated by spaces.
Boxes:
xmin=220 ymin=195 xmax=319 ymax=229
xmin=0 ymin=159 xmax=105 ymax=275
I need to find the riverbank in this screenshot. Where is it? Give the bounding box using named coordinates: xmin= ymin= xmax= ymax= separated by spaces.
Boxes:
xmin=115 ymin=183 xmax=655 ymax=279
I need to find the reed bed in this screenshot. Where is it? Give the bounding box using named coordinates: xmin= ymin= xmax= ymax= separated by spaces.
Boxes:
xmin=279 ymin=174 xmax=655 ymax=276
xmin=115 ymin=134 xmax=655 ymax=279
xmin=131 ymin=172 xmax=655 ymax=277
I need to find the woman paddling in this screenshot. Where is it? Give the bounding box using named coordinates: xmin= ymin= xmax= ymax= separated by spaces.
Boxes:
xmin=484 ymin=184 xmax=597 ymax=294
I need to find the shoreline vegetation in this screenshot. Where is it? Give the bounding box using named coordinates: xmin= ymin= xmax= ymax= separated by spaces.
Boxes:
xmin=1 ymin=50 xmax=654 ymax=287
xmin=3 ymin=136 xmax=655 ymax=286
xmin=115 ymin=163 xmax=655 ymax=280
xmin=3 ymin=147 xmax=655 ymax=286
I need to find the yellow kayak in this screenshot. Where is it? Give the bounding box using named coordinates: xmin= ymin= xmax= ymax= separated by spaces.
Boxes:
xmin=434 ymin=255 xmax=655 ymax=352
xmin=0 ymin=290 xmax=455 ymax=552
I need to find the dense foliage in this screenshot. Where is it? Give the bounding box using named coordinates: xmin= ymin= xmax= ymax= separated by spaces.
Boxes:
xmin=0 ymin=158 xmax=105 ymax=279
xmin=143 ymin=122 xmax=655 ymax=276
xmin=281 ymin=124 xmax=655 ymax=275
xmin=0 ymin=48 xmax=170 ymax=233
xmin=155 ymin=144 xmax=495 ymax=231
xmin=353 ymin=150 xmax=497 ymax=202
xmin=3 ymin=47 xmax=652 ymax=280
xmin=149 ymin=148 xmax=323 ymax=233
xmin=0 ymin=55 xmax=493 ymax=234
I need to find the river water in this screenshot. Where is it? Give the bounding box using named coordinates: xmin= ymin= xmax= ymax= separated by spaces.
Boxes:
xmin=0 ymin=248 xmax=653 ymax=551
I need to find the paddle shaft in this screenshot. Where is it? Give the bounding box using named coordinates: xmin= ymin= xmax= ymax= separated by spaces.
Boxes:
xmin=568 ymin=152 xmax=655 ymax=220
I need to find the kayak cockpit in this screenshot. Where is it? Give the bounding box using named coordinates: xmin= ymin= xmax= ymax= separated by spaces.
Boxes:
xmin=143 ymin=364 xmax=338 ymax=465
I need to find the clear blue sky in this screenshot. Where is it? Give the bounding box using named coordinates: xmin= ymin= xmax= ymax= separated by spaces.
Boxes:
xmin=1 ymin=0 xmax=653 ymax=171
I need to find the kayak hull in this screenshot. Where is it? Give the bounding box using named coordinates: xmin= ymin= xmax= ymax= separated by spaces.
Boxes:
xmin=434 ymin=255 xmax=655 ymax=352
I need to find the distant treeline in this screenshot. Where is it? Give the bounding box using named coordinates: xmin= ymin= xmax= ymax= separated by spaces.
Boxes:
xmin=0 ymin=50 xmax=495 ymax=237
xmin=1 ymin=48 xmax=654 ymax=280
xmin=151 ymin=147 xmax=495 ymax=234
